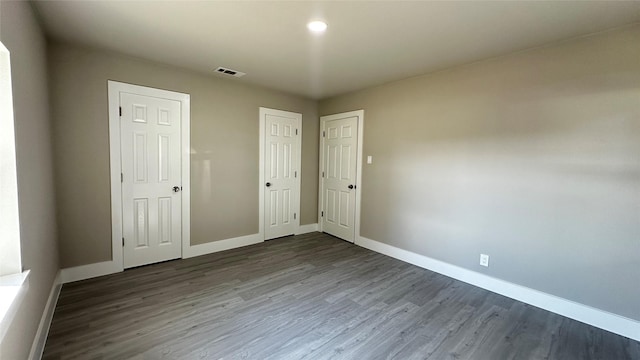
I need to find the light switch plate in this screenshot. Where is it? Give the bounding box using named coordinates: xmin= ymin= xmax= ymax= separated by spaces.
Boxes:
xmin=367 ymin=155 xmax=373 ymax=164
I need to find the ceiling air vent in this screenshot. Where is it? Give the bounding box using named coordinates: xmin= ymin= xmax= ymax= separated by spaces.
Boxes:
xmin=214 ymin=67 xmax=246 ymax=78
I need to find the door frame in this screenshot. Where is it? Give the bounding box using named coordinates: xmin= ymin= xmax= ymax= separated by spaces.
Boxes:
xmin=108 ymin=80 xmax=191 ymax=271
xmin=258 ymin=107 xmax=302 ymax=240
xmin=317 ymin=110 xmax=364 ymax=243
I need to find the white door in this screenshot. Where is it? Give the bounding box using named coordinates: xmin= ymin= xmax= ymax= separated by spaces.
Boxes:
xmin=120 ymin=92 xmax=182 ymax=268
xmin=320 ymin=112 xmax=361 ymax=242
xmin=260 ymin=108 xmax=301 ymax=240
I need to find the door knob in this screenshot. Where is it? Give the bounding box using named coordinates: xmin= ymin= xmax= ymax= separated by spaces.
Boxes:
xmin=266 ymin=182 xmax=271 ymax=187
xmin=173 ymin=186 xmax=181 ymax=193
xmin=348 ymin=184 xmax=354 ymax=189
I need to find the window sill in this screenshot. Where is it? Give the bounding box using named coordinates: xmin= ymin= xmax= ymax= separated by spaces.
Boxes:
xmin=0 ymin=270 xmax=30 ymax=326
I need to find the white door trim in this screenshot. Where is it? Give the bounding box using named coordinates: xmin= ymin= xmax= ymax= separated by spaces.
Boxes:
xmin=318 ymin=110 xmax=364 ymax=243
xmin=108 ymin=81 xmax=191 ymax=271
xmin=258 ymin=107 xmax=302 ymax=240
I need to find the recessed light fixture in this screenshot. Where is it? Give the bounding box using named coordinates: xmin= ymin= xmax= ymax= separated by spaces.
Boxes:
xmin=307 ymin=20 xmax=327 ymax=33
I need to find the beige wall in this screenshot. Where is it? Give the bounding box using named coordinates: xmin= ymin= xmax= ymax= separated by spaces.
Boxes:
xmin=0 ymin=1 xmax=60 ymax=359
xmin=48 ymin=43 xmax=319 ymax=268
xmin=320 ymin=25 xmax=640 ymax=321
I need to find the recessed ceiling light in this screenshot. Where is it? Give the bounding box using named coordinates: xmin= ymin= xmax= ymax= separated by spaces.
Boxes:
xmin=307 ymin=20 xmax=327 ymax=33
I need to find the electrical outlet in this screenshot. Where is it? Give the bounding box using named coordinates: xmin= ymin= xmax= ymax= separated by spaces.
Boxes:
xmin=367 ymin=155 xmax=373 ymax=164
xmin=480 ymin=254 xmax=490 ymax=267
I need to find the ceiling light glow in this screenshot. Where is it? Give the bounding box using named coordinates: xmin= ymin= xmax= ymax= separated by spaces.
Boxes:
xmin=307 ymin=21 xmax=327 ymax=33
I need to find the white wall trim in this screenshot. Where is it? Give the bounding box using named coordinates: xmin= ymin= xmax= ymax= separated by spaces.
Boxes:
xmin=295 ymin=223 xmax=318 ymax=235
xmin=28 ymin=271 xmax=62 ymax=360
xmin=108 ymin=81 xmax=191 ymax=270
xmin=184 ymin=233 xmax=263 ymax=258
xmin=317 ymin=110 xmax=364 ymax=242
xmin=179 ymin=89 xmax=192 ymax=265
xmin=356 ymin=235 xmax=640 ymax=342
xmin=107 ymin=82 xmax=124 ymax=274
xmin=258 ymin=107 xmax=302 ymax=240
xmin=60 ymin=260 xmax=120 ymax=284
xmin=59 ymin=232 xmax=266 ymax=282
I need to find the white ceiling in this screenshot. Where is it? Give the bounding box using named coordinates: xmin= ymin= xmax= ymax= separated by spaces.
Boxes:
xmin=33 ymin=1 xmax=640 ymax=100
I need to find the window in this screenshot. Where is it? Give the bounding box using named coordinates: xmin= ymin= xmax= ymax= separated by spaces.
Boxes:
xmin=0 ymin=40 xmax=28 ymax=330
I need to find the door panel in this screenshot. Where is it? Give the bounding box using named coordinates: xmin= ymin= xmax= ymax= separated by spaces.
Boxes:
xmin=134 ymin=198 xmax=149 ymax=247
xmin=263 ymin=110 xmax=301 ymax=240
xmin=121 ymin=92 xmax=182 ymax=268
xmin=321 ymin=116 xmax=359 ymax=242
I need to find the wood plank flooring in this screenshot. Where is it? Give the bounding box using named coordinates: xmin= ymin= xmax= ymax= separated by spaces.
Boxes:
xmin=43 ymin=233 xmax=640 ymax=359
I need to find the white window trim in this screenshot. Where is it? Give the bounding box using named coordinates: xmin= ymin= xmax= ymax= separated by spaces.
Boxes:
xmin=0 ymin=270 xmax=30 ymax=340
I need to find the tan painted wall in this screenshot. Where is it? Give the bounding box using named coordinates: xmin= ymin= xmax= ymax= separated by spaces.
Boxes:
xmin=320 ymin=25 xmax=640 ymax=321
xmin=0 ymin=1 xmax=60 ymax=359
xmin=49 ymin=43 xmax=318 ymax=268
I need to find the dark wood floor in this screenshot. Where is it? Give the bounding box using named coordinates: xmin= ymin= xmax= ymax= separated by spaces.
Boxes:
xmin=44 ymin=232 xmax=639 ymax=359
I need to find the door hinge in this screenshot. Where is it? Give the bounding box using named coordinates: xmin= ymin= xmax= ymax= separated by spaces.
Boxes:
xmin=322 ymin=171 xmax=325 ymax=178
xmin=321 ymin=211 xmax=324 ymax=217
xmin=121 ymin=173 xmax=123 ymax=183
xmin=295 ymin=129 xmax=298 ymax=135
xmin=119 ymin=106 xmax=122 ymax=117
xmin=322 ymin=131 xmax=325 ymax=137
xmin=294 ymin=171 xmax=297 ymax=178
xmin=122 ymin=237 xmax=125 ymax=247
xmin=294 ymin=213 xmax=297 ymax=220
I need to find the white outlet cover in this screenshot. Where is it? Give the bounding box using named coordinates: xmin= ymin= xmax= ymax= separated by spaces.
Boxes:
xmin=367 ymin=155 xmax=373 ymax=164
xmin=480 ymin=254 xmax=490 ymax=267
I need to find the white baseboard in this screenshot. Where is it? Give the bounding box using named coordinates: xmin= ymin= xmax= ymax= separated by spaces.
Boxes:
xmin=60 ymin=260 xmax=121 ymax=284
xmin=356 ymin=235 xmax=640 ymax=342
xmin=28 ymin=271 xmax=62 ymax=360
xmin=59 ymin=228 xmax=319 ymax=284
xmin=60 ymin=233 xmax=266 ymax=283
xmin=183 ymin=233 xmax=263 ymax=258
xmin=296 ymin=223 xmax=318 ymax=235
